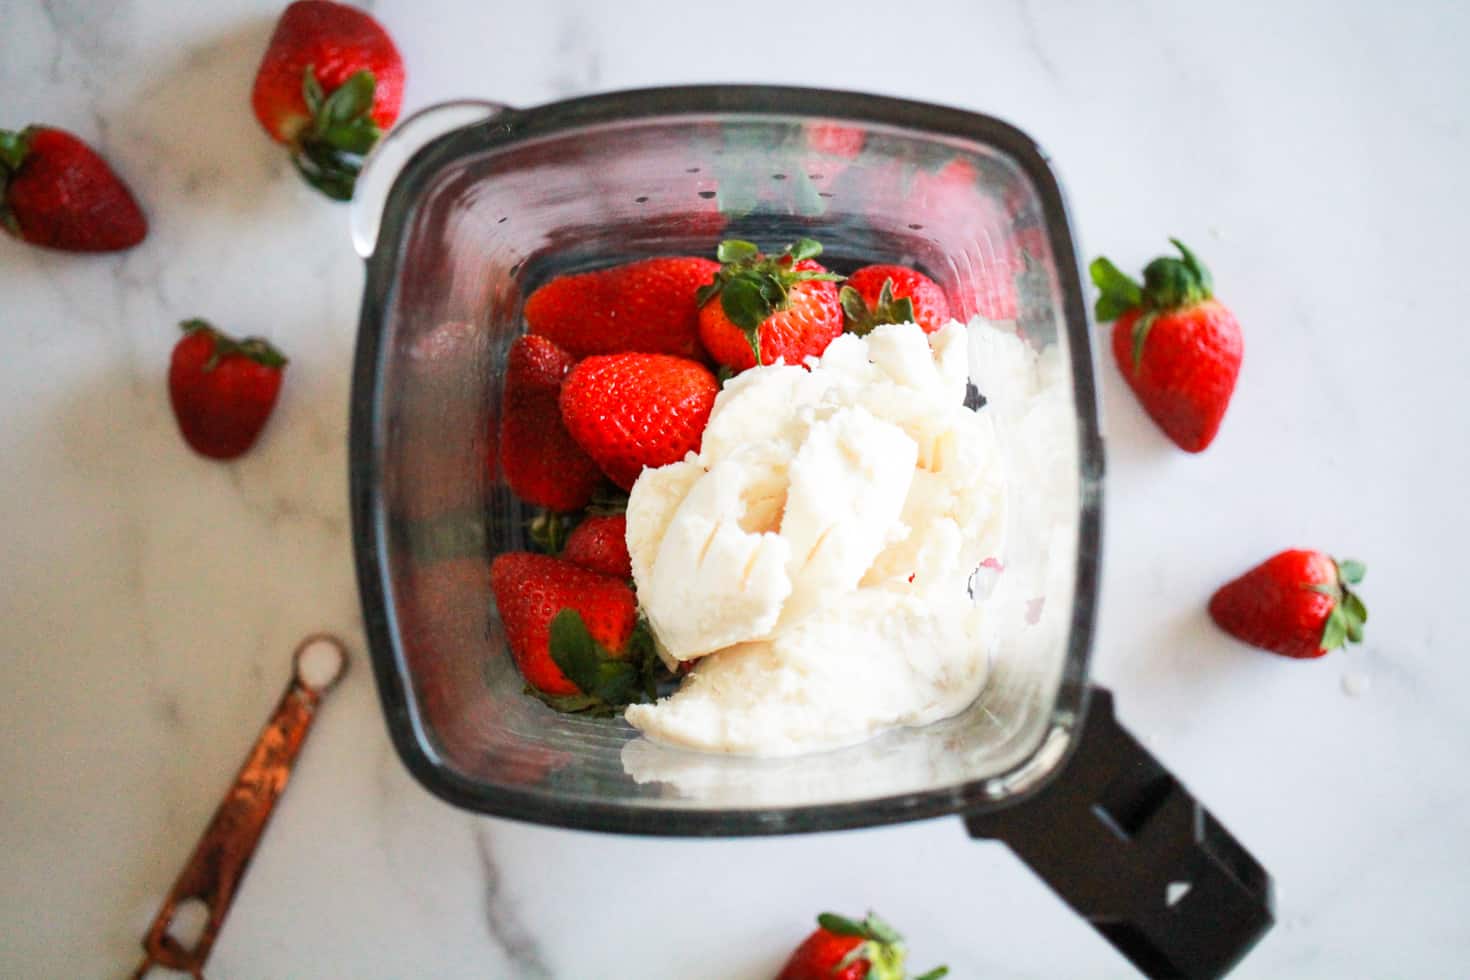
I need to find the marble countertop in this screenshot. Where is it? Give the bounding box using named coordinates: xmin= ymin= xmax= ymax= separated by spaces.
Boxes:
xmin=3 ymin=0 xmax=1468 ymax=976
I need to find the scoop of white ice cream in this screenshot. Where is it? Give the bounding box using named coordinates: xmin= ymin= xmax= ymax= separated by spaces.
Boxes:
xmin=624 ymin=320 xmax=1009 ymax=756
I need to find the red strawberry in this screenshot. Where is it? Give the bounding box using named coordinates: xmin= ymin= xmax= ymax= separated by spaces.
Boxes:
xmin=696 ymin=238 xmax=844 ymax=371
xmin=560 ymin=353 xmax=718 ymax=490
xmin=498 ymin=335 xmax=605 ymax=512
xmin=1091 ymin=239 xmax=1243 ymax=453
xmin=524 ymin=257 xmax=720 ymax=360
xmin=1210 ymin=551 xmax=1368 ymax=659
xmin=0 ymin=126 xmax=146 ymax=252
xmin=489 ymin=552 xmax=638 ymax=700
xmin=805 ymin=122 xmax=866 ymax=160
xmin=778 ymin=912 xmax=946 ymax=980
xmin=841 ymin=265 xmax=952 ymax=335
xmin=563 ymin=514 xmax=631 ymax=579
xmin=802 ymin=122 xmax=865 ymax=185
xmin=168 ymin=319 xmax=287 ymax=460
xmin=251 ymin=0 xmax=404 ymax=200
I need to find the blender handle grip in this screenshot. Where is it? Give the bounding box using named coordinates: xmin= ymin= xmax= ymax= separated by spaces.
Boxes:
xmin=965 ymin=687 xmax=1274 ymax=979
xmin=351 ymin=99 xmax=510 ymax=259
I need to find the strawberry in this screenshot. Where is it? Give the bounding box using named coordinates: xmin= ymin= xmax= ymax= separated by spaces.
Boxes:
xmin=489 ymin=551 xmax=651 ymax=709
xmin=251 ymin=0 xmax=404 ymax=200
xmin=498 ymin=335 xmax=605 ymax=512
xmin=802 ymin=122 xmax=865 ymax=185
xmin=696 ymin=238 xmax=844 ymax=370
xmin=1210 ymin=550 xmax=1368 ymax=659
xmin=0 ymin=126 xmax=146 ymax=252
xmin=841 ymin=265 xmax=952 ymax=335
xmin=1091 ymin=239 xmax=1243 ymax=453
xmin=562 ymin=514 xmax=631 ymax=579
xmin=559 ymin=353 xmax=718 ymax=490
xmin=524 ymin=257 xmax=721 ymax=359
xmin=168 ymin=319 xmax=287 ymax=460
xmin=778 ymin=912 xmax=947 ymax=980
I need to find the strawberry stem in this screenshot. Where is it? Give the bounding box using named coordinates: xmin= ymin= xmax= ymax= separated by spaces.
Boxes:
xmin=1091 ymin=239 xmax=1215 ymax=369
xmin=696 ymin=238 xmax=844 ymax=363
xmin=0 ymin=126 xmax=35 ymax=236
xmin=1319 ymin=557 xmax=1368 ymax=651
xmin=179 ymin=318 xmax=288 ymax=371
xmin=840 ymin=277 xmax=917 ymax=336
xmin=544 ymin=609 xmax=663 ymax=712
xmin=291 ymin=66 xmax=383 ymax=201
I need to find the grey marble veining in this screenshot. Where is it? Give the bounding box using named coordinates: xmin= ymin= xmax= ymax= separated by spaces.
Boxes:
xmin=2 ymin=0 xmax=1469 ymax=977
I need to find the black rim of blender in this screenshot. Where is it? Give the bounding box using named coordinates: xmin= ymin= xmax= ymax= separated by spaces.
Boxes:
xmin=350 ymin=85 xmax=1104 ymax=836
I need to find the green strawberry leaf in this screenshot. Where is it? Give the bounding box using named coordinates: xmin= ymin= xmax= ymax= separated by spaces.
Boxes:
xmin=321 ymin=118 xmax=381 ymax=155
xmin=817 ymin=913 xmax=868 ymax=937
xmin=547 ymin=608 xmax=646 ymax=706
xmin=548 ymin=608 xmax=615 ymax=694
xmin=1320 ymin=606 xmax=1349 ymax=651
xmin=862 ymin=913 xmax=902 ymax=945
xmin=787 ymin=237 xmax=823 ymax=262
xmin=1140 ymin=239 xmax=1213 ymax=310
xmin=320 ymin=70 xmax=377 ymax=128
xmin=720 ymin=275 xmax=776 ymax=330
xmin=302 ymin=66 xmax=326 ymax=116
xmin=1343 ymin=590 xmax=1368 ymax=628
xmin=178 ymin=318 xmax=286 ymax=370
xmin=1346 ymin=616 xmax=1364 ymax=644
xmin=842 ymin=279 xmax=918 ymax=336
xmin=1089 ymin=257 xmax=1142 ymax=323
xmin=1170 ymin=237 xmax=1213 ymax=295
xmin=237 ymin=337 xmax=288 ymax=368
xmin=1337 ymin=558 xmax=1366 ymax=585
xmin=547 ymin=608 xmax=605 ymax=693
xmin=0 ymin=127 xmax=31 ymax=189
xmin=1130 ymin=312 xmax=1157 ymax=371
xmin=914 ymin=969 xmax=950 ymax=980
xmin=840 ymin=285 xmax=872 ymax=325
xmin=716 ymin=239 xmax=759 ymax=264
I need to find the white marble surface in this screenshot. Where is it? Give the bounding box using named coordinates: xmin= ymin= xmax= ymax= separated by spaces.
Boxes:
xmin=2 ymin=0 xmax=1468 ymax=976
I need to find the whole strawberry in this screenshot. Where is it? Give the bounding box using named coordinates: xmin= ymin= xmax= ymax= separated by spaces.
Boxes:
xmin=251 ymin=0 xmax=404 ymax=200
xmin=168 ymin=319 xmax=287 ymax=460
xmin=562 ymin=514 xmax=631 ymax=579
xmin=498 ymin=335 xmax=605 ymax=512
xmin=1091 ymin=239 xmax=1243 ymax=452
xmin=777 ymin=912 xmax=947 ymax=980
xmin=489 ymin=551 xmax=647 ymax=708
xmin=841 ymin=265 xmax=952 ymax=335
xmin=0 ymin=126 xmax=146 ymax=252
xmin=560 ymin=353 xmax=718 ymax=490
xmin=697 ymin=238 xmax=844 ymax=371
xmin=524 ymin=257 xmax=721 ymax=359
xmin=1210 ymin=550 xmax=1367 ymax=659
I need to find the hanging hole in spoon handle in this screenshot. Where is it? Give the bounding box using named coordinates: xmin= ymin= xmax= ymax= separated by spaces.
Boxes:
xmin=350 ymin=99 xmax=509 ymax=259
xmin=131 ymin=634 xmax=350 ymax=980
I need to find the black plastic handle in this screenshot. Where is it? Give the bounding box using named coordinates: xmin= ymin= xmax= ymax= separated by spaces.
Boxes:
xmin=966 ymin=687 xmax=1274 ymax=978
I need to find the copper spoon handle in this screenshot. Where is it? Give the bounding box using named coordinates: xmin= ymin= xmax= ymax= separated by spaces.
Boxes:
xmin=131 ymin=634 xmax=348 ymax=979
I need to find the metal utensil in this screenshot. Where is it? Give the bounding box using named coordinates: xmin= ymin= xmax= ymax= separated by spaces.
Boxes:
xmin=131 ymin=633 xmax=348 ymax=979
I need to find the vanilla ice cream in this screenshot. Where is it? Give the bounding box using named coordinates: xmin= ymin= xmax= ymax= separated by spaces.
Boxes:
xmin=623 ymin=320 xmax=1011 ymax=756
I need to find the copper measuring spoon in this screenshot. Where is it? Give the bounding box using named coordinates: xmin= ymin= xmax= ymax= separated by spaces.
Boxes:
xmin=130 ymin=633 xmax=349 ymax=979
